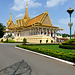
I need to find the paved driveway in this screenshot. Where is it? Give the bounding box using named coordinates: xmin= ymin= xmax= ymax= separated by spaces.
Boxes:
xmin=0 ymin=43 xmax=75 ymax=75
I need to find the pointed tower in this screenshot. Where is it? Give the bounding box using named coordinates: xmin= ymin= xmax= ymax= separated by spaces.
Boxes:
xmin=9 ymin=12 xmax=13 ymax=22
xmin=7 ymin=11 xmax=14 ymax=28
xmin=24 ymin=0 xmax=30 ymax=19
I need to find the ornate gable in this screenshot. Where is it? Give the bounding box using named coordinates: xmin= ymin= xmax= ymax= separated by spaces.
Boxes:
xmin=42 ymin=14 xmax=52 ymax=25
xmin=7 ymin=22 xmax=14 ymax=28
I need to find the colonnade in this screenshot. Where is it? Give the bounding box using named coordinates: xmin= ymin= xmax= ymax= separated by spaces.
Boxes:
xmin=14 ymin=27 xmax=61 ymax=37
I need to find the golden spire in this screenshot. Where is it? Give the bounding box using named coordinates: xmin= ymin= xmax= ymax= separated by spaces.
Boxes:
xmin=47 ymin=10 xmax=48 ymax=13
xmin=24 ymin=0 xmax=30 ymax=19
xmin=9 ymin=10 xmax=12 ymax=22
xmin=44 ymin=9 xmax=46 ymax=13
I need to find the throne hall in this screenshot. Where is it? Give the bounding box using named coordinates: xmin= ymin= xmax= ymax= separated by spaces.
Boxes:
xmin=4 ymin=1 xmax=63 ymax=43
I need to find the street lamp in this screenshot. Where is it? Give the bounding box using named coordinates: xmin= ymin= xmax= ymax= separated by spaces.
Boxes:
xmin=67 ymin=7 xmax=74 ymax=39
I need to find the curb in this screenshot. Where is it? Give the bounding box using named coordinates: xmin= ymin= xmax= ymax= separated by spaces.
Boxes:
xmin=15 ymin=46 xmax=74 ymax=66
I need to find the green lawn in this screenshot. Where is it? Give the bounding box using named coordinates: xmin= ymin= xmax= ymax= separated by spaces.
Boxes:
xmin=32 ymin=45 xmax=75 ymax=55
xmin=17 ymin=44 xmax=75 ymax=62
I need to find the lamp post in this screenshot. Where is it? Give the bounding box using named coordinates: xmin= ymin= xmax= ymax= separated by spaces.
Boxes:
xmin=67 ymin=7 xmax=74 ymax=39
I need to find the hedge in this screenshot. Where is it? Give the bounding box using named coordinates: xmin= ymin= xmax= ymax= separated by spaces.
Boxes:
xmin=59 ymin=44 xmax=75 ymax=50
xmin=59 ymin=38 xmax=75 ymax=50
xmin=3 ymin=39 xmax=22 ymax=43
xmin=17 ymin=44 xmax=75 ymax=63
xmin=65 ymin=38 xmax=75 ymax=44
xmin=24 ymin=43 xmax=59 ymax=46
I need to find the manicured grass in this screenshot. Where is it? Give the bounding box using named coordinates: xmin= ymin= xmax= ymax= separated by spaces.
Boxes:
xmin=17 ymin=44 xmax=75 ymax=62
xmin=32 ymin=45 xmax=75 ymax=55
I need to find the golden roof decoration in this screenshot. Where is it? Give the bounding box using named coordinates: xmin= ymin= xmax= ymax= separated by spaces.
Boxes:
xmin=8 ymin=12 xmax=13 ymax=22
xmin=27 ymin=13 xmax=44 ymax=26
xmin=24 ymin=0 xmax=30 ymax=19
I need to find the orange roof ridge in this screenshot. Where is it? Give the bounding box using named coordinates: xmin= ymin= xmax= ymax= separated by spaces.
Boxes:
xmin=27 ymin=12 xmax=45 ymax=26
xmin=30 ymin=12 xmax=45 ymax=21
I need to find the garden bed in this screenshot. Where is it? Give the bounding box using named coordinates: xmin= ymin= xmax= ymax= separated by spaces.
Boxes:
xmin=59 ymin=38 xmax=75 ymax=49
xmin=16 ymin=44 xmax=75 ymax=63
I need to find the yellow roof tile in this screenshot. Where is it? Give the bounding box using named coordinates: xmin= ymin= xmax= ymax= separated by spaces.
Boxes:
xmin=27 ymin=13 xmax=44 ymax=26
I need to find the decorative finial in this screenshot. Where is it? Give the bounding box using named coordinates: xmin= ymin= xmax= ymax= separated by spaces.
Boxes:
xmin=47 ymin=10 xmax=48 ymax=13
xmin=45 ymin=9 xmax=46 ymax=12
xmin=24 ymin=0 xmax=30 ymax=19
xmin=26 ymin=0 xmax=28 ymax=8
xmin=70 ymin=6 xmax=71 ymax=9
xmin=18 ymin=18 xmax=20 ymax=20
xmin=10 ymin=9 xmax=11 ymax=14
xmin=44 ymin=9 xmax=46 ymax=13
xmin=58 ymin=26 xmax=60 ymax=28
xmin=9 ymin=9 xmax=12 ymax=22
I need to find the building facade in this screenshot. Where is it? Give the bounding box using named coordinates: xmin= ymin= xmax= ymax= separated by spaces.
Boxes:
xmin=4 ymin=1 xmax=63 ymax=43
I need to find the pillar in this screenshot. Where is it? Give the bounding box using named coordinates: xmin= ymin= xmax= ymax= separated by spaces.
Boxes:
xmin=38 ymin=28 xmax=40 ymax=35
xmin=16 ymin=31 xmax=17 ymax=37
xmin=30 ymin=29 xmax=31 ymax=36
xmin=19 ymin=32 xmax=20 ymax=37
xmin=41 ymin=28 xmax=44 ymax=35
xmin=46 ymin=28 xmax=48 ymax=35
xmin=54 ymin=30 xmax=57 ymax=37
xmin=52 ymin=29 xmax=54 ymax=37
xmin=49 ymin=28 xmax=51 ymax=37
xmin=40 ymin=28 xmax=41 ymax=35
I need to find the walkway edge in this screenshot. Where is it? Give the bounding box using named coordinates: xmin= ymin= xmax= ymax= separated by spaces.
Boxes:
xmin=15 ymin=46 xmax=74 ymax=65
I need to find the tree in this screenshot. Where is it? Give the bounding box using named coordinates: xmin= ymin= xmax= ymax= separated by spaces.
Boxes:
xmin=62 ymin=34 xmax=70 ymax=37
xmin=23 ymin=38 xmax=27 ymax=44
xmin=0 ymin=23 xmax=6 ymax=38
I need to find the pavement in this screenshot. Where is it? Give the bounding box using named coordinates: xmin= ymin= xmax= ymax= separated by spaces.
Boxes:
xmin=0 ymin=43 xmax=75 ymax=75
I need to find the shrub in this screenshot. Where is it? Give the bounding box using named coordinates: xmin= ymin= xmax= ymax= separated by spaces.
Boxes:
xmin=59 ymin=38 xmax=75 ymax=49
xmin=6 ymin=38 xmax=8 ymax=42
xmin=23 ymin=38 xmax=27 ymax=44
xmin=69 ymin=52 xmax=72 ymax=55
xmin=59 ymin=44 xmax=75 ymax=49
xmin=3 ymin=39 xmax=18 ymax=43
xmin=65 ymin=38 xmax=75 ymax=44
xmin=8 ymin=40 xmax=16 ymax=43
xmin=7 ymin=34 xmax=12 ymax=37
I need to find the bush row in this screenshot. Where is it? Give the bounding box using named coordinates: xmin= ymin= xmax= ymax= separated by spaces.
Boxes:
xmin=24 ymin=43 xmax=59 ymax=46
xmin=65 ymin=38 xmax=75 ymax=44
xmin=1 ymin=38 xmax=27 ymax=43
xmin=17 ymin=44 xmax=75 ymax=63
xmin=59 ymin=44 xmax=75 ymax=50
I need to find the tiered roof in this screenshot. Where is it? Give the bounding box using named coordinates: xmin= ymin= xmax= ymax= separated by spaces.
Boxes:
xmin=5 ymin=1 xmax=63 ymax=32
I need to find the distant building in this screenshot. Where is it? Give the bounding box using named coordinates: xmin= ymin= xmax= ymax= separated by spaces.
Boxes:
xmin=4 ymin=1 xmax=63 ymax=43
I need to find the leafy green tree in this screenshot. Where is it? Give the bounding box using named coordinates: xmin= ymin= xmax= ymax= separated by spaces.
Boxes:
xmin=62 ymin=34 xmax=70 ymax=37
xmin=0 ymin=23 xmax=6 ymax=38
xmin=8 ymin=34 xmax=12 ymax=37
xmin=23 ymin=38 xmax=27 ymax=44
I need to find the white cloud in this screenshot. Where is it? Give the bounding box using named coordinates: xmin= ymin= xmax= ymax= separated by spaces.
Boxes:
xmin=46 ymin=0 xmax=67 ymax=7
xmin=59 ymin=18 xmax=75 ymax=25
xmin=11 ymin=0 xmax=42 ymax=11
xmin=16 ymin=14 xmax=24 ymax=18
xmin=58 ymin=18 xmax=75 ymax=34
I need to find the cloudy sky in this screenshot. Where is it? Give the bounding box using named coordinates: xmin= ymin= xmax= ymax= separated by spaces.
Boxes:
xmin=0 ymin=0 xmax=75 ymax=34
